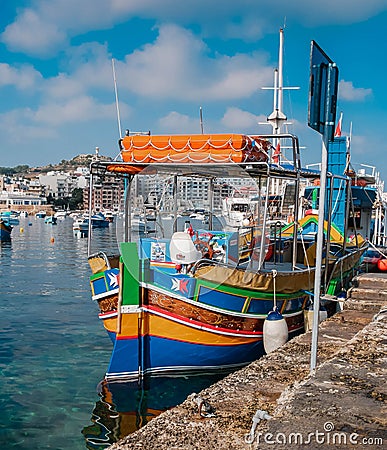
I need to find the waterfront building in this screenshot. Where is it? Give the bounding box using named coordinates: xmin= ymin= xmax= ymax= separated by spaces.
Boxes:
xmin=0 ymin=191 xmax=48 ymax=213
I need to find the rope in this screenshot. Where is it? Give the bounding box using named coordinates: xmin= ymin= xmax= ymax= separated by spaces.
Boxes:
xmin=298 ymin=225 xmax=309 ymax=269
xmin=367 ymin=239 xmax=387 ymax=259
xmin=330 ymin=179 xmax=344 ymax=216
xmin=272 ymin=269 xmax=277 ymax=310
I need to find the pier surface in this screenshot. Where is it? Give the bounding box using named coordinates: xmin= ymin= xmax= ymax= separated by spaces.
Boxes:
xmin=108 ymin=273 xmax=386 ymax=450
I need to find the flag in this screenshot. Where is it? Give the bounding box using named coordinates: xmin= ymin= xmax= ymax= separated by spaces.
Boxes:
xmin=273 ymin=142 xmax=281 ymax=163
xmin=186 ymin=223 xmax=194 ymax=237
xmin=334 ymin=112 xmax=343 ymax=137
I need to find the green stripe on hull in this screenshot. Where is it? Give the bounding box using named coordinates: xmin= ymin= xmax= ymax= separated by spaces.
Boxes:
xmin=194 ymin=277 xmax=306 ymax=301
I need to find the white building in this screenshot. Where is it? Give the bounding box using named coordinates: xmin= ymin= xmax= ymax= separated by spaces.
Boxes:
xmin=0 ymin=191 xmax=47 ymax=210
xmin=39 ymin=171 xmax=87 ymax=198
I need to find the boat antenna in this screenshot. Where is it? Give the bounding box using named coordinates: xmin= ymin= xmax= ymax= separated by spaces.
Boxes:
xmin=112 ymin=58 xmax=122 ymax=138
xmin=199 ymin=106 xmax=204 ymax=134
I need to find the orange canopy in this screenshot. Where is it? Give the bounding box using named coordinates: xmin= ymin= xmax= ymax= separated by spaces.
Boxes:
xmin=120 ymin=134 xmax=270 ymax=164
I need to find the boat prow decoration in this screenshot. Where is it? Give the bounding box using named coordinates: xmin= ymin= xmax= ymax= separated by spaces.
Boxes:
xmin=119 ymin=133 xmax=271 ymax=164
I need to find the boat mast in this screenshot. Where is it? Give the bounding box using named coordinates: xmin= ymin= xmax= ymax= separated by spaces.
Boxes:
xmin=266 ymin=29 xmax=288 ymax=144
xmin=112 ymin=58 xmax=122 ymax=139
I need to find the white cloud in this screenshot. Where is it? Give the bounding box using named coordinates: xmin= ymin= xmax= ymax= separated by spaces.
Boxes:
xmin=2 ymin=0 xmax=387 ymax=56
xmin=0 ymin=63 xmax=42 ymax=89
xmin=117 ymin=24 xmax=273 ymax=101
xmin=0 ymin=108 xmax=57 ymax=144
xmin=33 ymin=96 xmax=115 ymax=126
xmin=221 ymin=107 xmax=264 ymax=130
xmin=1 ymin=9 xmax=66 ymax=56
xmin=338 ymin=80 xmax=372 ymax=101
xmin=158 ymin=111 xmax=201 ymax=133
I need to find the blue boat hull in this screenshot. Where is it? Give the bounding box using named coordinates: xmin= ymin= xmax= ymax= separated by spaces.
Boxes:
xmin=0 ymin=220 xmax=12 ymax=241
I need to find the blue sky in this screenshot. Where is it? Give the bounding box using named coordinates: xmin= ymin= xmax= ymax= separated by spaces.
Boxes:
xmin=1 ymin=1 xmax=387 ymax=179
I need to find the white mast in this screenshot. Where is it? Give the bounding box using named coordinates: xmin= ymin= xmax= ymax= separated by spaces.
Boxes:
xmin=112 ymin=58 xmax=122 ymax=139
xmin=261 ymin=28 xmax=299 ymax=195
xmin=262 ymin=28 xmax=299 ymax=149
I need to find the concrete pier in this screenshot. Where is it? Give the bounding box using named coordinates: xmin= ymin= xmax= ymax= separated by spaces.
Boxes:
xmin=108 ymin=273 xmax=386 ymax=450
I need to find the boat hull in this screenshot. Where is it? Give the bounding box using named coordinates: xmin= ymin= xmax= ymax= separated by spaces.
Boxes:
xmin=0 ymin=219 xmax=12 ymax=241
xmin=93 ymin=266 xmax=307 ymax=380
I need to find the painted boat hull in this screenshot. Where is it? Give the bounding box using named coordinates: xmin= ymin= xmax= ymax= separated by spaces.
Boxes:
xmin=0 ymin=219 xmax=12 ymax=241
xmin=91 ymin=249 xmax=309 ymax=380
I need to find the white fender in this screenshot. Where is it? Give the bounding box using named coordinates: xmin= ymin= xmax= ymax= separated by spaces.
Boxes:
xmin=263 ymin=309 xmax=288 ymax=354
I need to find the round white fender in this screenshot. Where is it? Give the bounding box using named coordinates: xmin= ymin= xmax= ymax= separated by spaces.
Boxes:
xmin=263 ymin=309 xmax=288 ymax=354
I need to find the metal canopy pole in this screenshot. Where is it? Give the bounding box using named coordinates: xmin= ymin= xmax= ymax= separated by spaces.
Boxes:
xmin=208 ymin=178 xmax=214 ymax=230
xmin=173 ymin=175 xmax=178 ymax=233
xmin=124 ymin=175 xmax=133 ymax=243
xmin=87 ymin=167 xmax=94 ymax=256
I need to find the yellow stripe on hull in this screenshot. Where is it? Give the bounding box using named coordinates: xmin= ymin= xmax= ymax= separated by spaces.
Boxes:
xmin=112 ymin=310 xmax=261 ymax=346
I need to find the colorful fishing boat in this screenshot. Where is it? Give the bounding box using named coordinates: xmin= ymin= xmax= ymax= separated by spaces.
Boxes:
xmin=86 ymin=129 xmax=368 ymax=381
xmin=0 ymin=218 xmax=12 ymax=241
xmin=0 ymin=211 xmax=20 ymax=226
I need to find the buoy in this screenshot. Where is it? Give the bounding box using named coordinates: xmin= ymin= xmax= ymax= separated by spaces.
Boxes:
xmin=50 ymin=237 xmax=55 ymax=243
xmin=263 ymin=308 xmax=288 ymax=354
xmin=377 ymin=258 xmax=387 ymax=271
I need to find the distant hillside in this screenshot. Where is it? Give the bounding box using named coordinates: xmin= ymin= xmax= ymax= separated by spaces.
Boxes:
xmin=0 ymin=154 xmax=113 ymax=175
xmin=44 ymin=154 xmax=112 ymax=171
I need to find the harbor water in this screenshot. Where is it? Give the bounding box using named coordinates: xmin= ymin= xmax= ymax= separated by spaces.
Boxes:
xmin=0 ymin=217 xmax=225 ymax=450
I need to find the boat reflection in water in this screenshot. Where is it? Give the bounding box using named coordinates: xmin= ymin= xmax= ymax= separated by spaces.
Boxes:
xmin=82 ymin=372 xmax=227 ymax=449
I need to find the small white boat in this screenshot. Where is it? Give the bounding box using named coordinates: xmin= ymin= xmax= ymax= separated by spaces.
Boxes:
xmin=35 ymin=211 xmax=47 ymax=219
xmin=73 ymin=216 xmax=89 ymax=232
xmin=54 ymin=211 xmax=67 ymax=219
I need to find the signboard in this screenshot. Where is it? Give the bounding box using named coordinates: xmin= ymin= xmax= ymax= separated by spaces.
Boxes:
xmin=308 ymin=40 xmax=339 ymax=141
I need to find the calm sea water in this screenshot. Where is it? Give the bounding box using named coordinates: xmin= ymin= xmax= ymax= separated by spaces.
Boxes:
xmin=0 ymin=217 xmax=225 ymax=450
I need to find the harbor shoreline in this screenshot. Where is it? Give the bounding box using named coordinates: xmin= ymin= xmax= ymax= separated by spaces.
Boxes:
xmin=108 ymin=273 xmax=386 ymax=449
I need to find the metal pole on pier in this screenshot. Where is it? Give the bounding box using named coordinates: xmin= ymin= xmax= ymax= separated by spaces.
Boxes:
xmin=310 ymin=132 xmax=329 ymax=370
xmin=307 ymin=41 xmax=339 ymax=371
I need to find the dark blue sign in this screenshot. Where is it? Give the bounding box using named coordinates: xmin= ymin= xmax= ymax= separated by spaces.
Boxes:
xmin=308 ymin=40 xmax=339 ymax=141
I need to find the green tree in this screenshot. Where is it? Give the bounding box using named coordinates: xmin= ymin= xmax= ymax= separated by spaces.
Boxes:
xmin=68 ymin=188 xmax=83 ymax=210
